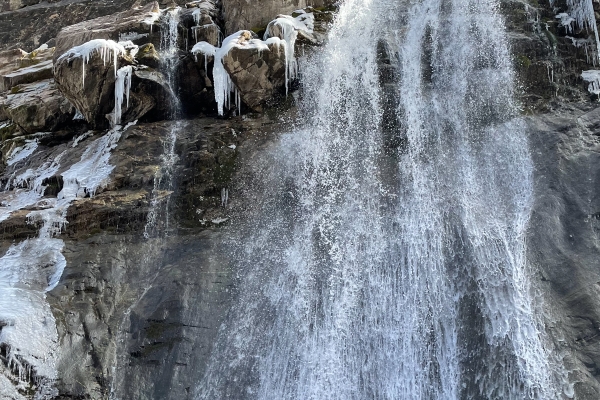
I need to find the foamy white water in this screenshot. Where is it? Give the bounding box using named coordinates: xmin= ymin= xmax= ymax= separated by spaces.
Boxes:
xmin=195 ymin=0 xmax=569 ymax=398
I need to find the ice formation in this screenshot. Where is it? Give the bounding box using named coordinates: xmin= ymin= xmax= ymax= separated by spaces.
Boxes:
xmin=192 ymin=31 xmax=287 ymax=115
xmin=141 ymin=9 xmax=161 ymax=33
xmin=111 ymin=65 xmax=133 ymax=127
xmin=264 ymin=12 xmax=314 ymax=83
xmin=6 ymin=140 xmax=38 ymax=167
xmin=191 ymin=41 xmax=216 ymax=70
xmin=57 ymin=39 xmax=127 ymax=86
xmin=553 ymin=0 xmax=600 ymax=63
xmin=0 ymin=125 xmax=125 ymax=395
xmin=581 ymin=69 xmax=600 ymax=94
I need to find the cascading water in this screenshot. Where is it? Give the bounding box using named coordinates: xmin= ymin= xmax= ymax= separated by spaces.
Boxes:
xmin=109 ymin=8 xmax=185 ymax=399
xmin=195 ymin=0 xmax=570 ymax=398
xmin=144 ymin=6 xmax=183 ymax=239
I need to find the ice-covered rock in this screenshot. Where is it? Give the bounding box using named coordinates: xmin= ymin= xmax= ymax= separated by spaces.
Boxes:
xmin=1 ymin=79 xmax=75 ymax=134
xmin=54 ymin=39 xmax=131 ymax=128
xmin=180 ymin=0 xmax=222 ymax=48
xmin=264 ymin=12 xmax=315 ymax=84
xmin=581 ymin=70 xmax=600 ymax=95
xmin=192 ymin=31 xmax=287 ymax=114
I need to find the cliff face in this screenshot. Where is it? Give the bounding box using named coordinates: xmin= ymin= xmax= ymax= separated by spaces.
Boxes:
xmin=1 ymin=0 xmax=600 ymax=398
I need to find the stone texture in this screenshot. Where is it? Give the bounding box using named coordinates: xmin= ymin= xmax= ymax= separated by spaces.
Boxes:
xmin=1 ymin=60 xmax=53 ymax=92
xmin=53 ymin=50 xmax=124 ymax=128
xmin=0 ymin=45 xmax=55 ymax=92
xmin=221 ymin=0 xmax=332 ymax=35
xmin=53 ymin=2 xmax=161 ymax=61
xmin=1 ymin=79 xmax=75 ymax=134
xmin=0 ymin=0 xmax=140 ymax=52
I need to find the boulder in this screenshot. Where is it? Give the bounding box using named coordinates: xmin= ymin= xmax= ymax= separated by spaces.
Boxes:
xmin=1 ymin=79 xmax=75 ymax=134
xmin=135 ymin=43 xmax=160 ymax=69
xmin=54 ymin=41 xmax=127 ymax=128
xmin=54 ymin=39 xmax=177 ymax=128
xmin=221 ymin=37 xmax=287 ymax=111
xmin=129 ymin=68 xmax=178 ymax=122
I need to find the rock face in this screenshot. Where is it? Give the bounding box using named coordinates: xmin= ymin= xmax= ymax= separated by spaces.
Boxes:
xmin=3 ymin=0 xmax=600 ymax=399
xmin=0 ymin=0 xmax=141 ymax=52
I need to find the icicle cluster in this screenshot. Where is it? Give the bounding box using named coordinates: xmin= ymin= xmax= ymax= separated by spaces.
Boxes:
xmin=191 ymin=11 xmax=311 ymax=116
xmin=111 ymin=66 xmax=133 ymax=127
xmin=264 ymin=12 xmax=314 ymax=85
xmin=188 ymin=0 xmax=222 ymax=47
xmin=552 ymin=0 xmax=600 ymax=63
xmin=192 ymin=31 xmax=284 ymax=115
xmin=57 ymin=39 xmax=126 ymax=86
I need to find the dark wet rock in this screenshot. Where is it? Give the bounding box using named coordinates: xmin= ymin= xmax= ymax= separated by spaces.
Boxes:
xmin=527 ymin=103 xmax=600 ymax=399
xmin=130 ymin=68 xmax=178 ymax=121
xmin=178 ymin=55 xmax=214 ymax=116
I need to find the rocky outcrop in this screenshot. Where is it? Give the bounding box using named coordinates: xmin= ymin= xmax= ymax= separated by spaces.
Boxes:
xmin=0 ymin=0 xmax=144 ymax=52
xmin=53 ymin=40 xmax=177 ymax=128
xmin=0 ymin=45 xmax=55 ymax=92
xmin=1 ymin=79 xmax=75 ymax=134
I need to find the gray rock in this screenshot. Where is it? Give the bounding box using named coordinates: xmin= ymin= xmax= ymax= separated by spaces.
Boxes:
xmin=1 ymin=60 xmax=53 ymax=93
xmin=53 ymin=2 xmax=162 ymax=61
xmin=1 ymin=79 xmax=75 ymax=134
xmin=53 ymin=47 xmax=124 ymax=128
xmin=219 ymin=32 xmax=287 ymax=112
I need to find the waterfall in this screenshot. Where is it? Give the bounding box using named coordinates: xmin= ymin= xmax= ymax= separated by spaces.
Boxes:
xmin=144 ymin=6 xmax=183 ymax=239
xmin=110 ymin=8 xmax=185 ymax=399
xmin=195 ymin=0 xmax=568 ymax=398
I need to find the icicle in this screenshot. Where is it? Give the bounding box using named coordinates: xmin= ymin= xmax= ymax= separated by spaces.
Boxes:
xmin=112 ymin=65 xmax=133 ymax=127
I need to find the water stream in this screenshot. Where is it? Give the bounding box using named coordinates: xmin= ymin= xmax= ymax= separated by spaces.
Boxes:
xmin=195 ymin=0 xmax=568 ymax=398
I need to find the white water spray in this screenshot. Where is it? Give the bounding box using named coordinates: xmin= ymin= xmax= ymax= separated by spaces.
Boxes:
xmin=195 ymin=0 xmax=569 ymax=398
